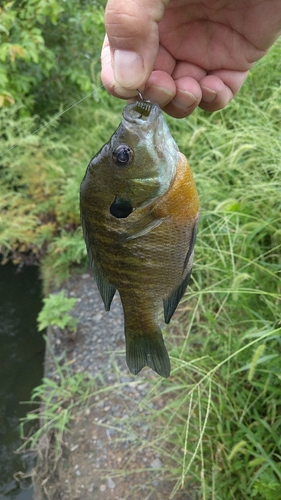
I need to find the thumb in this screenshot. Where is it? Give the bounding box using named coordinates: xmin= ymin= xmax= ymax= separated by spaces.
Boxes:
xmin=102 ymin=0 xmax=169 ymax=97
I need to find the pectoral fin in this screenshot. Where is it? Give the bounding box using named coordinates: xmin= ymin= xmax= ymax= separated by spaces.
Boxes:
xmin=116 ymin=213 xmax=166 ymax=245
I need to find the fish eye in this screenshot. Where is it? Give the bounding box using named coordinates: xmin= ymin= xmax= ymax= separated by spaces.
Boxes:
xmin=112 ymin=144 xmax=134 ymax=166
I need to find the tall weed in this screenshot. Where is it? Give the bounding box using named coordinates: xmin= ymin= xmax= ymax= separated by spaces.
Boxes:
xmin=126 ymin=39 xmax=281 ymax=499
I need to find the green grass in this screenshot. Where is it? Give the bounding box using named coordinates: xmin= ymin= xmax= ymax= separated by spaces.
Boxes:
xmin=18 ymin=337 xmax=95 ymax=467
xmin=112 ymin=40 xmax=281 ymax=499
xmin=7 ymin=35 xmax=281 ymax=500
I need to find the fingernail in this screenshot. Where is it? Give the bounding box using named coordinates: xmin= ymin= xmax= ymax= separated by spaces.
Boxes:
xmin=113 ymin=50 xmax=144 ymax=88
xmin=145 ymin=85 xmax=174 ymax=108
xmin=201 ymin=86 xmax=217 ymax=103
xmin=172 ymin=90 xmax=197 ymax=111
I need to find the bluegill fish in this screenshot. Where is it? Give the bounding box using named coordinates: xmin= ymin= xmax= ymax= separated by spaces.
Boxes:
xmin=80 ymin=100 xmax=200 ymax=378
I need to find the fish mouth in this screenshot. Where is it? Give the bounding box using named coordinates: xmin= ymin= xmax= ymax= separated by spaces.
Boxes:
xmin=123 ymin=101 xmax=161 ymax=127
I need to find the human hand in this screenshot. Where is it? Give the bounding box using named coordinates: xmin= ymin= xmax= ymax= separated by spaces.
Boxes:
xmin=101 ymin=0 xmax=281 ymax=118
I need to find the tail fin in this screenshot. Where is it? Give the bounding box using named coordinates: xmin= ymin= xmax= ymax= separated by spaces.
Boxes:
xmin=125 ymin=327 xmax=170 ymax=378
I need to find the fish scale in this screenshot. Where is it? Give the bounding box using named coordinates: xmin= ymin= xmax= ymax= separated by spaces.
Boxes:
xmin=80 ymin=101 xmax=200 ymax=378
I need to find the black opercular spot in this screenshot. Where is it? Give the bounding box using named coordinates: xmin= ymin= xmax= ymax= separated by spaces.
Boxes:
xmin=112 ymin=144 xmax=134 ymax=166
xmin=110 ymin=197 xmax=133 ymax=218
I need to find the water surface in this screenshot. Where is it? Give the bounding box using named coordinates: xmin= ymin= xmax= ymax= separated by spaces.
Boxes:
xmin=0 ymin=262 xmax=45 ymax=499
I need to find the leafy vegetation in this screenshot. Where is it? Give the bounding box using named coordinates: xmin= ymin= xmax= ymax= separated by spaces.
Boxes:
xmin=0 ymin=95 xmax=121 ymax=288
xmin=0 ymin=0 xmax=105 ymax=113
xmin=1 ymin=1 xmax=280 ymax=498
xmin=0 ymin=0 xmax=115 ymax=288
xmin=19 ymin=338 xmax=95 ymax=465
xmin=37 ymin=290 xmax=78 ymax=332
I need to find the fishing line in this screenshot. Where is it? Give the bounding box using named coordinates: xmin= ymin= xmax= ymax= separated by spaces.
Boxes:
xmin=0 ymin=79 xmax=115 ymax=159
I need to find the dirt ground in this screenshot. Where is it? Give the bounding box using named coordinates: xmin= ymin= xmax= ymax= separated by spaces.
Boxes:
xmin=32 ymin=272 xmax=193 ymax=500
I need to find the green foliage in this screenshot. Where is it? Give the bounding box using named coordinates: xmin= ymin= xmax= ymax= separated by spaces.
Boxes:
xmin=0 ymin=0 xmax=106 ymax=113
xmin=19 ymin=339 xmax=95 ymax=464
xmin=37 ymin=290 xmax=78 ymax=331
xmin=0 ymin=0 xmax=60 ymax=108
xmin=32 ymin=0 xmax=106 ymax=115
xmin=251 ymin=469 xmax=281 ymax=500
xmin=1 ymin=7 xmax=280 ymax=497
xmin=0 ymin=87 xmax=121 ymax=284
xmin=0 ymin=106 xmax=69 ymax=261
xmin=41 ymin=230 xmax=88 ymax=289
xmin=0 ymin=0 xmax=114 ymax=285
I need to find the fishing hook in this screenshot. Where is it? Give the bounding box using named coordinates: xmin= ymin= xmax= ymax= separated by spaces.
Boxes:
xmin=136 ymin=89 xmax=144 ymax=101
xmin=134 ymin=89 xmax=152 ymax=117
